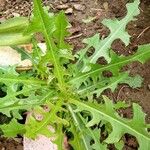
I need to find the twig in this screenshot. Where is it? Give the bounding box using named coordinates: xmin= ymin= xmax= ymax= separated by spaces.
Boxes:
xmin=137 ymin=26 xmax=150 ymax=38
xmin=91 ymin=8 xmax=103 ymax=11
xmin=139 ymin=6 xmax=144 ymax=12
xmin=116 ymin=85 xmax=128 ymax=101
xmin=65 ymin=33 xmax=83 ymax=40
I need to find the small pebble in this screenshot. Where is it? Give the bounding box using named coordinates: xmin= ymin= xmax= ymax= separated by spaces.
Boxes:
xmin=65 ymin=8 xmax=73 ymax=14
xmin=12 ymin=12 xmax=20 ymax=17
xmin=73 ymin=4 xmax=86 ymax=11
xmin=15 ymin=6 xmax=19 ymax=9
xmin=56 ymin=4 xmax=69 ymax=10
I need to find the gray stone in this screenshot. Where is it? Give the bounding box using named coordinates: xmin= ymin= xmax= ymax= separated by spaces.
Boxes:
xmin=65 ymin=8 xmax=73 ymax=14
xmin=73 ymin=4 xmax=86 ymax=11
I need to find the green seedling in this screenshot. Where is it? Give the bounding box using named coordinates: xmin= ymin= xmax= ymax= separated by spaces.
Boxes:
xmin=0 ymin=0 xmax=149 ymax=149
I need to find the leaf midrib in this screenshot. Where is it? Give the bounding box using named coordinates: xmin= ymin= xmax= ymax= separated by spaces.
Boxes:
xmin=68 ymin=105 xmax=90 ymax=150
xmin=34 ymin=0 xmax=64 ymax=87
xmin=78 ymin=74 xmax=126 ymax=94
xmin=70 ymin=49 xmax=150 ymax=83
xmin=0 ymin=77 xmax=46 ymax=84
xmin=0 ymin=91 xmax=51 ymax=110
xmin=71 ymin=99 xmax=150 ymax=142
xmin=82 ymin=3 xmax=138 ymax=72
xmin=31 ymin=99 xmax=62 ymax=136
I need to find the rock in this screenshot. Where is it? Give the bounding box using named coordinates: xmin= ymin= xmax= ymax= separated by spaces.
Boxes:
xmin=56 ymin=4 xmax=69 ymax=10
xmin=65 ymin=8 xmax=73 ymax=14
xmin=0 ymin=46 xmax=31 ymax=67
xmin=73 ymin=4 xmax=86 ymax=11
xmin=24 ymin=136 xmax=57 ymax=150
xmin=148 ymin=84 xmax=150 ymax=90
xmin=12 ymin=12 xmax=20 ymax=17
xmin=0 ymin=43 xmax=46 ymax=67
xmin=24 ymin=112 xmax=57 ymax=150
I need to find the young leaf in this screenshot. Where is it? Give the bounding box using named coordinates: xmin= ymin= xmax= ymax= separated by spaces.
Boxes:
xmin=53 ymin=11 xmax=70 ymax=49
xmin=26 ymin=0 xmax=71 ymax=88
xmin=53 ymin=11 xmax=73 ymax=63
xmin=0 ymin=119 xmax=25 ymax=137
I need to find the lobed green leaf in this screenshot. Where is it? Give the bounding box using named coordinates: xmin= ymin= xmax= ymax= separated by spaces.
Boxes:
xmin=0 ymin=119 xmax=25 ymax=137
xmin=70 ymin=96 xmax=150 ymax=150
xmin=77 ymin=0 xmax=140 ymax=72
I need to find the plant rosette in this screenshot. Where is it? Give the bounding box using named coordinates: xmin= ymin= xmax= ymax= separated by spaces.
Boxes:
xmin=0 ymin=0 xmax=150 ymax=149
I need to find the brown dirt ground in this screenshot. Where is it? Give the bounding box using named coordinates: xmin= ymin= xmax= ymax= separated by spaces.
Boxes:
xmin=0 ymin=138 xmax=22 ymax=150
xmin=0 ymin=0 xmax=150 ymax=149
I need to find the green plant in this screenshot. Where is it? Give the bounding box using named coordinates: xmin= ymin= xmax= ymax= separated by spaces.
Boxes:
xmin=0 ymin=0 xmax=150 ymax=149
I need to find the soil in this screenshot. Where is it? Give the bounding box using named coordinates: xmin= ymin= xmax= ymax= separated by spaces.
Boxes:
xmin=0 ymin=0 xmax=150 ymax=149
xmin=0 ymin=138 xmax=22 ymax=150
